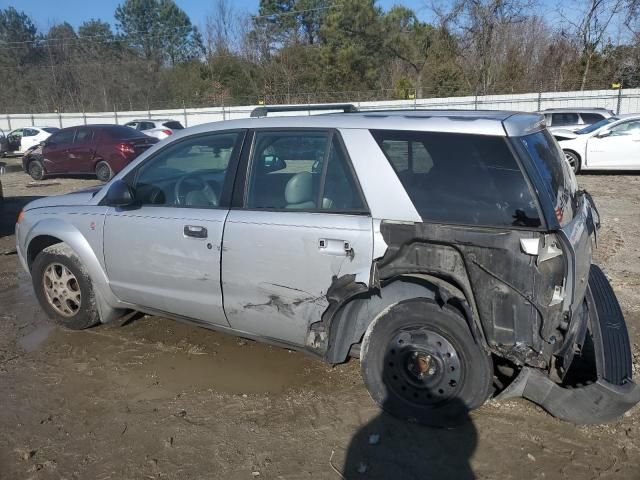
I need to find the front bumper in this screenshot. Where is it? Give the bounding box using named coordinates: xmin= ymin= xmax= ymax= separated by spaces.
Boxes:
xmin=498 ymin=265 xmax=640 ymax=424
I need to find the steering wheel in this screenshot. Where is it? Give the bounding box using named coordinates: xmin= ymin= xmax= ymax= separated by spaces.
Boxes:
xmin=174 ymin=172 xmax=218 ymax=206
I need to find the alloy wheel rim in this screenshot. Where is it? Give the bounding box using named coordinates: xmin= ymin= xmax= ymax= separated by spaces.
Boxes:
xmin=42 ymin=263 xmax=81 ymax=317
xmin=384 ymin=328 xmax=462 ymax=406
xmin=30 ymin=163 xmax=42 ymax=177
xmin=565 ymin=152 xmax=576 ymax=169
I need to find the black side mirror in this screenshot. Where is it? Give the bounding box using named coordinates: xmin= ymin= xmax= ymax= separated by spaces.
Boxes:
xmin=104 ymin=180 xmax=135 ymax=207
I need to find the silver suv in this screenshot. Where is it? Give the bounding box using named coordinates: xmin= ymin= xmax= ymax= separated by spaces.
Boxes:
xmin=15 ymin=107 xmax=639 ymax=426
xmin=540 ymin=108 xmax=614 ymax=135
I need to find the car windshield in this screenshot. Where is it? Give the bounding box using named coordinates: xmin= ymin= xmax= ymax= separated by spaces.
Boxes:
xmin=520 ymin=130 xmax=577 ymax=226
xmin=576 ymin=116 xmax=618 ymax=134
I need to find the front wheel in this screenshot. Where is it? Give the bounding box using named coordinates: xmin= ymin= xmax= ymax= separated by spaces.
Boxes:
xmin=28 ymin=159 xmax=45 ymax=180
xmin=564 ymin=150 xmax=581 ymax=174
xmin=31 ymin=243 xmax=100 ymax=330
xmin=360 ymin=298 xmax=492 ymax=426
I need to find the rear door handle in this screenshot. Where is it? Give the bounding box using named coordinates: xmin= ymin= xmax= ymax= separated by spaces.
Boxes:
xmin=318 ymin=238 xmax=354 ymax=258
xmin=184 ymin=225 xmax=208 ymax=238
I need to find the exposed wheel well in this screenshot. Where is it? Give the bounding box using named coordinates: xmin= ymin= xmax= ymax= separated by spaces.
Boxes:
xmin=324 ymin=275 xmax=484 ymax=364
xmin=27 ymin=235 xmax=63 ymax=269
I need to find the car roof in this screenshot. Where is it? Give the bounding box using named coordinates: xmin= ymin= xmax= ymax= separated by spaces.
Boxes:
xmin=182 ymin=110 xmax=544 ymax=137
xmin=127 ymin=119 xmax=174 ymax=123
xmin=540 ymin=108 xmax=613 ymax=113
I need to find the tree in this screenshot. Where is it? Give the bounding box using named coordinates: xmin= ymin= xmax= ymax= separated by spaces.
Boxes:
xmin=115 ymin=0 xmax=203 ymax=67
xmin=562 ymin=0 xmax=626 ymax=89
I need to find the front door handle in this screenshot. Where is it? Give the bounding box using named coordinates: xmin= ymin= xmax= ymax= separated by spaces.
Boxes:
xmin=184 ymin=225 xmax=208 ymax=238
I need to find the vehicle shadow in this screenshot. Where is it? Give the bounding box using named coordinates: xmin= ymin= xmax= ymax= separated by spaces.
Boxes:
xmin=342 ymin=376 xmax=477 ymax=479
xmin=0 ymin=196 xmax=41 ymax=238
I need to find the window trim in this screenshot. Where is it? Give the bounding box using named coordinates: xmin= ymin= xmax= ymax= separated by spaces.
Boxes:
xmin=117 ymin=129 xmax=247 ymax=210
xmin=372 ymin=129 xmax=547 ymax=231
xmin=233 ymin=127 xmax=370 ymax=215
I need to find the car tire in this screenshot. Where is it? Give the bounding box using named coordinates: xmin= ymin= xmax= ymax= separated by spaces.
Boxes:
xmin=360 ymin=298 xmax=492 ymax=426
xmin=28 ymin=159 xmax=45 ymax=180
xmin=95 ymin=161 xmax=113 ymax=183
xmin=31 ymin=243 xmax=100 ymax=330
xmin=564 ymin=150 xmax=581 ymax=174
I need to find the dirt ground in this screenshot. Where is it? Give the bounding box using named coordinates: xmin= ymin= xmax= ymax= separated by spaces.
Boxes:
xmin=1 ymin=155 xmax=639 ymax=480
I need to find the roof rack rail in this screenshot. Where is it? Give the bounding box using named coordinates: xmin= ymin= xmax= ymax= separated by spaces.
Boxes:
xmin=250 ymin=103 xmax=358 ymax=118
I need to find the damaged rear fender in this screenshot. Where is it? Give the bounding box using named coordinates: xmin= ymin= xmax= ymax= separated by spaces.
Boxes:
xmin=321 ymin=275 xmax=484 ymax=364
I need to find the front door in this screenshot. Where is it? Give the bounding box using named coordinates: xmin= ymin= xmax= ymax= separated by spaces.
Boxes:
xmin=43 ymin=128 xmax=76 ymax=173
xmin=103 ymin=131 xmax=245 ymax=326
xmin=222 ymin=130 xmax=373 ymax=346
xmin=587 ymin=119 xmax=640 ymax=169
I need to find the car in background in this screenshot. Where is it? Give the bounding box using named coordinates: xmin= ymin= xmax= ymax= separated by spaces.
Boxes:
xmin=540 ymin=108 xmax=614 ymax=136
xmin=124 ymin=119 xmax=184 ymax=140
xmin=22 ymin=124 xmax=158 ymax=182
xmin=558 ymin=113 xmax=640 ymax=172
xmin=0 ymin=126 xmax=59 ymax=156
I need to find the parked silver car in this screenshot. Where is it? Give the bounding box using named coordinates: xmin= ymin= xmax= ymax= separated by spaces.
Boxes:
xmin=540 ymin=107 xmax=614 ymax=136
xmin=15 ymin=106 xmax=639 ymax=426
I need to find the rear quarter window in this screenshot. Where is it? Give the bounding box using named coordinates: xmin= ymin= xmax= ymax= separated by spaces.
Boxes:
xmin=372 ymin=130 xmax=541 ymax=228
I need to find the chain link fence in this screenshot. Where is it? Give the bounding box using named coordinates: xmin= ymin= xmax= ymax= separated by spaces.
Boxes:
xmin=0 ymin=85 xmax=637 ymax=131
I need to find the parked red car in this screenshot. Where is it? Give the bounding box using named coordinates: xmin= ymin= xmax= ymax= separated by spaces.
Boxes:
xmin=22 ymin=125 xmax=158 ymax=182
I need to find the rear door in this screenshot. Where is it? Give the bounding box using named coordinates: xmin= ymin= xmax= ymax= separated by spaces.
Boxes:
xmin=221 ymin=129 xmax=373 ymax=346
xmin=21 ymin=128 xmax=40 ymax=152
xmin=587 ymin=119 xmax=640 ymax=169
xmin=66 ymin=127 xmax=96 ymax=172
xmin=103 ymin=130 xmax=245 ymax=326
xmin=43 ymin=128 xmax=76 ymax=173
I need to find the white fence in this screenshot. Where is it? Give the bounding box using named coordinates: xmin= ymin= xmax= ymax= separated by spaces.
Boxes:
xmin=2 ymin=87 xmax=639 ymax=131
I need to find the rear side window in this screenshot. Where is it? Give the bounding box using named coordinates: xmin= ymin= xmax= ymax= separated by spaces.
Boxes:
xmin=106 ymin=125 xmax=145 ymax=139
xmin=75 ymin=128 xmax=94 ymax=142
xmin=372 ymin=130 xmax=541 ymax=228
xmin=163 ymin=121 xmax=184 ymax=130
xmin=580 ymin=113 xmax=605 ymax=124
xmin=551 ymin=112 xmax=579 ymax=126
xmin=245 ymin=130 xmax=365 ymax=212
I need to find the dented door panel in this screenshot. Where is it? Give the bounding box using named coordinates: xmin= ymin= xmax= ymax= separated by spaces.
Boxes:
xmin=222 ymin=210 xmax=373 ymax=346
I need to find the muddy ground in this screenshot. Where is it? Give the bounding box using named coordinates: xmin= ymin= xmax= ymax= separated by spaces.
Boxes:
xmin=1 ymin=155 xmax=639 ymax=480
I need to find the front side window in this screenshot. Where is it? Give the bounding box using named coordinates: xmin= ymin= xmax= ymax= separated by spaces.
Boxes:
xmin=49 ymin=129 xmax=75 ymax=145
xmin=75 ymin=128 xmax=94 ymax=142
xmin=372 ymin=130 xmax=541 ymax=228
xmin=580 ymin=113 xmax=605 ymax=124
xmin=245 ymin=130 xmax=365 ymax=212
xmin=609 ymin=120 xmax=640 ymax=136
xmin=133 ymin=132 xmax=240 ymax=208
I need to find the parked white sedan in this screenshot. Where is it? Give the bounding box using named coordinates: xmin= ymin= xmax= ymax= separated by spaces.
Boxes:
xmin=124 ymin=119 xmax=184 ymax=140
xmin=559 ymin=114 xmax=640 ymax=172
xmin=1 ymin=126 xmax=59 ymax=155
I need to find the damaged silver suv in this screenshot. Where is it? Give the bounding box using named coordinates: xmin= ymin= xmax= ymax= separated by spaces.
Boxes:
xmin=16 ymin=106 xmax=639 ymax=426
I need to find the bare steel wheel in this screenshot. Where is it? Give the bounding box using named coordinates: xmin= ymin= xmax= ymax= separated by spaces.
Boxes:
xmin=32 ymin=243 xmax=100 ymax=330
xmin=361 ymin=298 xmax=492 ymax=426
xmin=42 ymin=263 xmax=82 ymax=317
xmin=385 ymin=329 xmax=462 ymax=405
